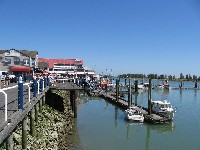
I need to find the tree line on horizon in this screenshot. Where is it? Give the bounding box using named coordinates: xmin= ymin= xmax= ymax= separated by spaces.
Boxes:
xmin=118 ymin=73 xmax=200 ymax=81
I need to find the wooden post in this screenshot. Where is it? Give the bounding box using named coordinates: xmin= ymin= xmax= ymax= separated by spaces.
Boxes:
xmin=18 ymin=77 xmax=24 ymax=110
xmin=74 ymin=91 xmax=77 ymax=118
xmin=22 ymin=116 xmax=27 ymax=150
xmin=42 ymin=95 xmax=46 ymax=105
xmin=195 ymin=80 xmax=197 ymax=89
xmin=39 ymin=98 xmax=42 ymax=113
xmin=116 ymin=79 xmax=119 ymax=102
xmin=125 ymin=78 xmax=127 ymax=86
xmin=6 ymin=133 xmax=13 ymax=150
xmin=148 ymin=78 xmax=152 ymax=115
xmin=135 ymin=93 xmax=138 ymax=106
xmin=35 ymin=103 xmax=39 ymax=123
xmin=135 ymin=80 xmax=138 ymax=93
xmin=30 ymin=109 xmax=35 ymax=136
xmin=128 ymin=78 xmax=131 ymax=108
xmin=33 ymin=79 xmax=37 ymax=97
xmin=70 ymin=90 xmax=76 ymax=118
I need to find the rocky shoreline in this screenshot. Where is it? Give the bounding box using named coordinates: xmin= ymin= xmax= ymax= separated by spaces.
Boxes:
xmin=1 ymin=90 xmax=78 ymax=150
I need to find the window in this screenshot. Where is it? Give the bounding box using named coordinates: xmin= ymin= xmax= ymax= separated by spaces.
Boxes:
xmin=14 ymin=57 xmax=20 ymax=65
xmin=23 ymin=59 xmax=30 ymax=65
xmin=32 ymin=59 xmax=35 ymax=66
xmin=5 ymin=58 xmax=11 ymax=65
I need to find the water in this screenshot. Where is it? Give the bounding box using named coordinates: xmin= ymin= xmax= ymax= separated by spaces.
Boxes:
xmin=72 ymin=81 xmax=200 ymax=150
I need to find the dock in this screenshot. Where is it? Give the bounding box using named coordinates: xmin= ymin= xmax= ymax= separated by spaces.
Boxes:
xmin=101 ymin=92 xmax=171 ymax=124
xmin=0 ymin=79 xmax=82 ymax=149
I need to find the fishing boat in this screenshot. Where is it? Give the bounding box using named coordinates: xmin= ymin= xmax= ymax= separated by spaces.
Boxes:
xmin=125 ymin=107 xmax=144 ymax=122
xmin=152 ymin=100 xmax=175 ymax=120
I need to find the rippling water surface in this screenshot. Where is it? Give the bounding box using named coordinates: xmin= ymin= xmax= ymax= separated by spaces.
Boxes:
xmin=72 ymin=81 xmax=200 ymax=150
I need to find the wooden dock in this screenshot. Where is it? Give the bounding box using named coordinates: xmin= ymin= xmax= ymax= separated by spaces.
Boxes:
xmin=100 ymin=92 xmax=171 ymax=124
xmin=0 ymin=81 xmax=82 ymax=149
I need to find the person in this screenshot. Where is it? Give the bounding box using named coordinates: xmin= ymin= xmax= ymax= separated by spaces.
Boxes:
xmin=5 ymin=74 xmax=10 ymax=87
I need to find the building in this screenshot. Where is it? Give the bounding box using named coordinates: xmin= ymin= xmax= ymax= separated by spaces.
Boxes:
xmin=0 ymin=49 xmax=38 ymax=74
xmin=38 ymin=58 xmax=95 ymax=77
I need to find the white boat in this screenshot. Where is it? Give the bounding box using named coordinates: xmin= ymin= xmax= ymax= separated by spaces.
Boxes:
xmin=125 ymin=107 xmax=144 ymax=122
xmin=152 ymin=100 xmax=175 ymax=120
xmin=138 ymin=83 xmax=149 ymax=89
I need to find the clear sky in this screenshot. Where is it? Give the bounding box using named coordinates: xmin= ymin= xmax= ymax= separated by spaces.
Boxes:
xmin=0 ymin=0 xmax=200 ymax=76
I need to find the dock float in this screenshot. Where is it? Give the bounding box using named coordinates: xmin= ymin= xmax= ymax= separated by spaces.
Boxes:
xmin=100 ymin=92 xmax=171 ymax=124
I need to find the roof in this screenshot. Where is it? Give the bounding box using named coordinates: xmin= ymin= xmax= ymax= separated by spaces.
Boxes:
xmin=0 ymin=49 xmax=38 ymax=58
xmin=10 ymin=66 xmax=30 ymax=72
xmin=38 ymin=58 xmax=84 ymax=69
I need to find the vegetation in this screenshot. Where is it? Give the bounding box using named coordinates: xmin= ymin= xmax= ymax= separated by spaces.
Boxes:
xmin=118 ymin=73 xmax=200 ymax=81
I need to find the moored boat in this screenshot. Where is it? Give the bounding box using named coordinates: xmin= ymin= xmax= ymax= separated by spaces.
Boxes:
xmin=152 ymin=100 xmax=175 ymax=120
xmin=125 ymin=107 xmax=144 ymax=122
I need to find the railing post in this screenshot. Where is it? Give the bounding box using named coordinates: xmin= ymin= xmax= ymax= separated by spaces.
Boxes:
xmin=37 ymin=81 xmax=39 ymax=94
xmin=33 ymin=79 xmax=37 ymax=97
xmin=18 ymin=76 xmax=24 ymax=110
xmin=28 ymin=84 xmax=30 ymax=103
xmin=42 ymin=80 xmax=44 ymax=91
xmin=44 ymin=76 xmax=47 ymax=88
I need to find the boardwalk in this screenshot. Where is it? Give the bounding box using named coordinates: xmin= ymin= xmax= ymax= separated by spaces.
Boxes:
xmin=0 ymin=81 xmax=82 ymax=145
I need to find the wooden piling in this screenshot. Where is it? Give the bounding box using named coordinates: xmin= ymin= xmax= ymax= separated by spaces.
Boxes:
xmin=70 ymin=90 xmax=77 ymax=118
xmin=35 ymin=103 xmax=39 ymax=123
xmin=42 ymin=95 xmax=46 ymax=105
xmin=148 ymin=78 xmax=152 ymax=115
xmin=6 ymin=133 xmax=13 ymax=150
xmin=116 ymin=79 xmax=119 ymax=102
xmin=30 ymin=109 xmax=35 ymax=136
xmin=22 ymin=116 xmax=27 ymax=150
xmin=128 ymin=78 xmax=131 ymax=108
xmin=135 ymin=80 xmax=138 ymax=93
xmin=39 ymin=98 xmax=42 ymax=113
xmin=135 ymin=93 xmax=138 ymax=106
xmin=195 ymin=80 xmax=197 ymax=89
xmin=74 ymin=91 xmax=78 ymax=118
xmin=125 ymin=78 xmax=127 ymax=85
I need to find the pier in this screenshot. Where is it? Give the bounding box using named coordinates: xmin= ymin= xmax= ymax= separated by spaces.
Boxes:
xmin=0 ymin=79 xmax=82 ymax=150
xmin=99 ymin=78 xmax=172 ymax=124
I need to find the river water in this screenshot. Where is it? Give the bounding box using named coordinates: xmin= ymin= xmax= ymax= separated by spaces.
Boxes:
xmin=71 ymin=81 xmax=200 ymax=150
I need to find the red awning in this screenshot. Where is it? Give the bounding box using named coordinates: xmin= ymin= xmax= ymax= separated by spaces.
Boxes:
xmin=10 ymin=66 xmax=30 ymax=72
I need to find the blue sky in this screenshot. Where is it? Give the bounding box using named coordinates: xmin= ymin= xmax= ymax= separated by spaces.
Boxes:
xmin=0 ymin=0 xmax=200 ymax=76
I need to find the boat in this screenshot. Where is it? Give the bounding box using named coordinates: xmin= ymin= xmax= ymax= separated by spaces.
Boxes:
xmin=138 ymin=82 xmax=149 ymax=89
xmin=152 ymin=100 xmax=175 ymax=120
xmin=125 ymin=107 xmax=144 ymax=122
xmin=153 ymin=82 xmax=171 ymax=90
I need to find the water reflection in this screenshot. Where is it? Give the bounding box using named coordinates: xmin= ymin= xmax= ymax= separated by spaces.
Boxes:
xmin=125 ymin=122 xmax=175 ymax=150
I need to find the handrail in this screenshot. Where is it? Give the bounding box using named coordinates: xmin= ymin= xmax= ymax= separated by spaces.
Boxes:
xmin=0 ymin=90 xmax=7 ymax=121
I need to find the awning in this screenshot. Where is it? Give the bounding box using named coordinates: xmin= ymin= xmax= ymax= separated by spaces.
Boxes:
xmin=10 ymin=66 xmax=30 ymax=72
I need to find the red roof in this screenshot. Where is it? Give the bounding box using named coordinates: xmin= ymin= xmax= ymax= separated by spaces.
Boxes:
xmin=38 ymin=58 xmax=84 ymax=69
xmin=10 ymin=66 xmax=30 ymax=72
